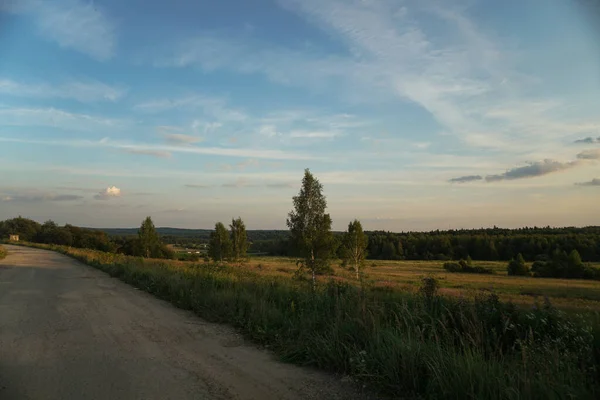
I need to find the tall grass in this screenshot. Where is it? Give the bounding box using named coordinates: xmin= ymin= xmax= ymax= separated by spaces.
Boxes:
xmin=24 ymin=243 xmax=600 ymax=399
xmin=0 ymin=245 xmax=6 ymax=260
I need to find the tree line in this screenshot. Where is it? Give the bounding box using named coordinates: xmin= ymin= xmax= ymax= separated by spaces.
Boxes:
xmin=253 ymin=227 xmax=600 ymax=263
xmin=2 ymin=169 xmax=599 ymax=271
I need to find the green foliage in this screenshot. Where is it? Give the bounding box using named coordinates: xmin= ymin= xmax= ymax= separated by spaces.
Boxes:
xmin=0 ymin=216 xmax=41 ymax=241
xmin=229 ymin=217 xmax=248 ymax=261
xmin=340 ymin=219 xmax=368 ymax=280
xmin=507 ymin=253 xmax=530 ymax=276
xmin=531 ymin=249 xmax=599 ymax=280
xmin=41 ymin=244 xmax=600 ymax=399
xmin=208 ymin=222 xmax=232 ymax=262
xmin=0 ymin=245 xmax=7 ymax=260
xmin=287 ymin=169 xmax=335 ymax=286
xmin=443 ymin=258 xmax=495 ymax=274
xmin=0 ymin=217 xmax=114 ymax=252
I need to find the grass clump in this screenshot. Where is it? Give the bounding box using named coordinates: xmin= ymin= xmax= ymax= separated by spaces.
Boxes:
xmin=0 ymin=245 xmax=6 ymax=260
xmin=22 ymin=243 xmax=600 ymax=399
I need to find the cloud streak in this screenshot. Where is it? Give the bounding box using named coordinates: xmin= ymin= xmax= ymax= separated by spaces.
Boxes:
xmin=1 ymin=193 xmax=83 ymax=202
xmin=574 ymin=137 xmax=600 ymax=144
xmin=0 ymin=136 xmax=315 ymax=161
xmin=0 ymin=79 xmax=125 ymax=102
xmin=448 ymin=175 xmax=483 ymax=183
xmin=125 ymin=149 xmax=172 ymax=158
xmin=485 ymin=160 xmax=580 ymax=182
xmin=575 ymin=178 xmax=600 ymax=187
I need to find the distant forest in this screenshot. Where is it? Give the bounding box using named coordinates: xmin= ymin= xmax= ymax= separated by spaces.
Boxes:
xmin=103 ymin=225 xmax=600 ymax=262
xmin=2 ymin=217 xmax=599 ymax=262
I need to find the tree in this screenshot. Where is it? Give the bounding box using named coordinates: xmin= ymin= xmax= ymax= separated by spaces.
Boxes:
xmin=507 ymin=253 xmax=529 ymax=276
xmin=286 ymin=169 xmax=335 ymax=288
xmin=138 ymin=217 xmax=161 ymax=258
xmin=208 ymin=222 xmax=231 ymax=262
xmin=229 ymin=217 xmax=248 ymax=262
xmin=341 ymin=220 xmax=369 ymax=280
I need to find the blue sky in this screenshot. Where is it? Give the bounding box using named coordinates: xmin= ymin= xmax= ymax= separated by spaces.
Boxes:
xmin=0 ymin=0 xmax=599 ymax=230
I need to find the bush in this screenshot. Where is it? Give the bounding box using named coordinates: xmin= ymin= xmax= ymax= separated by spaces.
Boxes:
xmin=507 ymin=253 xmax=530 ymax=276
xmin=532 ymin=249 xmax=599 ymax=280
xmin=0 ymin=245 xmax=6 ymax=260
xmin=443 ymin=257 xmax=494 ymax=274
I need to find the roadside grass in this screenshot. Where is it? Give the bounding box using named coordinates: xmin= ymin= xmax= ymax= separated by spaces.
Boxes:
xmin=13 ymin=243 xmax=600 ymax=399
xmin=0 ymin=245 xmax=6 ymax=260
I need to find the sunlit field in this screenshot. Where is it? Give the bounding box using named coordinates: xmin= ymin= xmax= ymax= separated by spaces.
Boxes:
xmin=244 ymin=257 xmax=600 ymax=312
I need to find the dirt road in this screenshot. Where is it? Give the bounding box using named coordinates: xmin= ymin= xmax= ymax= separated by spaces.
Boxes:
xmin=0 ymin=245 xmax=369 ymax=400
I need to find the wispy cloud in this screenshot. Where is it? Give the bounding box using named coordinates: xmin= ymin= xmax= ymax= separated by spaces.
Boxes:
xmin=135 ymin=95 xmax=247 ymax=122
xmin=184 ymin=184 xmax=211 ymax=189
xmin=147 ymin=0 xmax=599 ymax=155
xmin=485 ymin=159 xmax=580 ymax=182
xmin=4 ymin=0 xmax=116 ymax=60
xmin=0 ymin=79 xmax=125 ymax=102
xmin=289 ymin=130 xmax=342 ymax=139
xmin=448 ymin=175 xmax=483 ymax=183
xmin=94 ymin=186 xmax=121 ymax=200
xmin=0 ymin=107 xmax=128 ymax=131
xmin=0 ymin=136 xmax=315 ymax=160
xmin=575 ymin=178 xmax=600 ymax=187
xmin=576 ymin=149 xmax=600 ymax=160
xmin=1 ymin=193 xmax=83 ymax=202
xmin=125 ymin=149 xmax=172 ymax=158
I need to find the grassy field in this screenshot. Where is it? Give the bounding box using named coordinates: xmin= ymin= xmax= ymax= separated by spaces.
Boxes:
xmin=8 ymin=243 xmax=600 ymax=399
xmin=244 ymin=257 xmax=600 ymax=312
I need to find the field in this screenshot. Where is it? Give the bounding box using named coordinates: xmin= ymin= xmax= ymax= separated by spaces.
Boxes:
xmin=244 ymin=257 xmax=600 ymax=312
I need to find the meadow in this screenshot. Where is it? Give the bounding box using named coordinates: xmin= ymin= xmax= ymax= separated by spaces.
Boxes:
xmin=245 ymin=257 xmax=600 ymax=312
xmin=7 ymin=242 xmax=600 ymax=399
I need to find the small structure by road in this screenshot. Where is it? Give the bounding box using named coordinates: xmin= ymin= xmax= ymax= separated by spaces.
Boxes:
xmin=9 ymin=234 xmax=19 ymax=242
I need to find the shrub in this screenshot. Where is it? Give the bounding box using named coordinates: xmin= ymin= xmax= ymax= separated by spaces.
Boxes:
xmin=443 ymin=258 xmax=494 ymax=274
xmin=507 ymin=253 xmax=530 ymax=276
xmin=0 ymin=245 xmax=6 ymax=260
xmin=531 ymin=249 xmax=599 ymax=280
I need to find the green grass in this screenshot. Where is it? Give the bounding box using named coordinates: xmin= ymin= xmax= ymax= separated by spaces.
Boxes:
xmin=15 ymin=243 xmax=600 ymax=399
xmin=0 ymin=245 xmax=6 ymax=260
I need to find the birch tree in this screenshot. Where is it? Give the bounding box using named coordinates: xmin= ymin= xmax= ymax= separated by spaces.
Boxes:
xmin=341 ymin=219 xmax=368 ymax=280
xmin=286 ymin=169 xmax=334 ymax=288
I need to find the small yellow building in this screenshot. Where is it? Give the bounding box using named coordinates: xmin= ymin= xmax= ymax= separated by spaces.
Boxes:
xmin=9 ymin=234 xmax=19 ymax=242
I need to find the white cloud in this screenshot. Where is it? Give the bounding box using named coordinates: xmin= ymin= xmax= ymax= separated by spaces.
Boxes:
xmin=5 ymin=0 xmax=116 ymax=60
xmin=94 ymin=186 xmax=121 ymax=200
xmin=0 ymin=79 xmax=126 ymax=102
